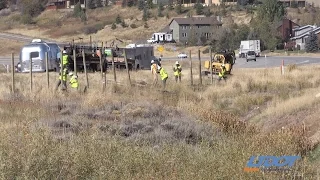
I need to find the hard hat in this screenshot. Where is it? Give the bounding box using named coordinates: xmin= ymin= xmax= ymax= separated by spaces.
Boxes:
xmin=221 ymin=64 xmax=225 ymax=67
xmin=69 ymin=72 xmax=73 ymax=76
xmin=63 ymin=50 xmax=67 ymax=53
xmin=157 ymin=66 xmax=161 ymax=70
xmin=151 ymin=60 xmax=155 ymax=63
xmin=175 ymin=61 xmax=179 ymax=65
xmin=72 ymin=75 xmax=78 ymax=79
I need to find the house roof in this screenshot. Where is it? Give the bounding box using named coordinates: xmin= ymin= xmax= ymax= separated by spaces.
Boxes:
xmin=291 ymin=26 xmax=320 ymax=40
xmin=160 ymin=25 xmax=171 ymax=33
xmin=169 ymin=17 xmax=223 ymax=26
xmin=276 ymin=18 xmax=300 ymax=29
xmin=293 ymin=25 xmax=315 ymax=31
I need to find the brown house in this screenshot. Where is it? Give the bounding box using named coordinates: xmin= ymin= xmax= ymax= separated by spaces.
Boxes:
xmin=277 ymin=18 xmax=300 ymax=42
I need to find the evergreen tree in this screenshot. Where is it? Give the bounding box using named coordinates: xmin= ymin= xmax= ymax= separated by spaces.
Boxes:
xmin=157 ymin=2 xmax=164 ymax=17
xmin=147 ymin=0 xmax=153 ymax=9
xmin=138 ymin=0 xmax=144 ymax=10
xmin=86 ymin=0 xmax=96 ymax=9
xmin=305 ymin=32 xmax=319 ymax=52
xmin=142 ymin=6 xmax=148 ymax=21
xmin=96 ymin=0 xmax=103 ymax=7
xmin=111 ymin=23 xmax=117 ymax=29
xmin=167 ymin=0 xmax=173 ymax=10
xmin=0 ymin=0 xmax=7 ymax=10
xmin=195 ymin=0 xmax=203 ymax=15
xmin=115 ymin=14 xmax=122 ymax=24
xmin=175 ymin=0 xmax=182 ymax=14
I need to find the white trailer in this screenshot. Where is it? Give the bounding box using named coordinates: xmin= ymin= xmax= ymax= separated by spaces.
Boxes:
xmin=239 ymin=40 xmax=261 ymax=58
xmin=147 ymin=33 xmax=173 ymax=43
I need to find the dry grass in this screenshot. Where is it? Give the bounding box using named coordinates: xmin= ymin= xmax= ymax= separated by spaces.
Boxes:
xmin=0 ymin=38 xmax=26 ymax=56
xmin=0 ymin=59 xmax=320 ymax=178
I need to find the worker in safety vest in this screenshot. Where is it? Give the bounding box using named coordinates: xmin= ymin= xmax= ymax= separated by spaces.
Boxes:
xmin=158 ymin=66 xmax=168 ymax=90
xmin=173 ymin=61 xmax=182 ymax=83
xmin=69 ymin=72 xmax=79 ymax=91
xmin=62 ymin=50 xmax=70 ymax=70
xmin=151 ymin=60 xmax=159 ymax=86
xmin=55 ymin=68 xmax=68 ymax=91
xmin=218 ymin=64 xmax=226 ymax=82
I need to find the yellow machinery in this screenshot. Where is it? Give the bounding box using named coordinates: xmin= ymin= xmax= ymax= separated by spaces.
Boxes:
xmin=203 ymin=51 xmax=235 ymax=75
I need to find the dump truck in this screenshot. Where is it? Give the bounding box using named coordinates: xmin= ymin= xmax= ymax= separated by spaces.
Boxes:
xmin=202 ymin=51 xmax=236 ymax=75
xmin=104 ymin=44 xmax=156 ymax=70
xmin=63 ymin=44 xmax=108 ymax=72
xmin=63 ymin=43 xmax=156 ymax=72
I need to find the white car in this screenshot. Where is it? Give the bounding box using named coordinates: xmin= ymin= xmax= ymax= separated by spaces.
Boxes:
xmin=147 ymin=39 xmax=156 ymax=43
xmin=178 ymin=53 xmax=187 ymax=58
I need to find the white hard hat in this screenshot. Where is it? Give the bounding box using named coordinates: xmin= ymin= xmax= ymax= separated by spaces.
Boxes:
xmin=175 ymin=61 xmax=179 ymax=65
xmin=151 ymin=60 xmax=155 ymax=63
xmin=221 ymin=64 xmax=225 ymax=67
xmin=69 ymin=72 xmax=73 ymax=76
xmin=72 ymin=75 xmax=77 ymax=79
xmin=157 ymin=66 xmax=161 ymax=70
xmin=63 ymin=50 xmax=67 ymax=53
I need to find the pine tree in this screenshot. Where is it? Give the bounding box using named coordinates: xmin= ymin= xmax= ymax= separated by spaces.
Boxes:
xmin=0 ymin=0 xmax=7 ymax=10
xmin=143 ymin=6 xmax=148 ymax=21
xmin=96 ymin=0 xmax=103 ymax=8
xmin=138 ymin=0 xmax=144 ymax=10
xmin=167 ymin=0 xmax=173 ymax=10
xmin=305 ymin=32 xmax=319 ymax=52
xmin=111 ymin=23 xmax=117 ymax=29
xmin=86 ymin=0 xmax=96 ymax=9
xmin=147 ymin=0 xmax=153 ymax=9
xmin=175 ymin=0 xmax=182 ymax=14
xmin=195 ymin=0 xmax=203 ymax=15
xmin=157 ymin=2 xmax=164 ymax=17
xmin=115 ymin=14 xmax=122 ymax=24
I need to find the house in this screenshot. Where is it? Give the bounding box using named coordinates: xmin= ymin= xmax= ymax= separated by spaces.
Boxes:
xmin=279 ymin=0 xmax=306 ymax=7
xmin=290 ymin=26 xmax=320 ymax=50
xmin=293 ymin=25 xmax=316 ymax=37
xmin=279 ymin=0 xmax=320 ymax=7
xmin=276 ymin=18 xmax=300 ymax=42
xmin=45 ymin=0 xmax=86 ymax=10
xmin=168 ymin=16 xmax=223 ymax=44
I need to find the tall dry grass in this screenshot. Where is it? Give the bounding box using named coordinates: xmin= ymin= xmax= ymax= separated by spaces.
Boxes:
xmin=0 ymin=61 xmax=320 ymax=179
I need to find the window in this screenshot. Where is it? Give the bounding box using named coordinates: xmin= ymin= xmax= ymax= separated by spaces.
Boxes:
xmin=182 ymin=26 xmax=188 ymax=30
xmin=30 ymin=52 xmax=39 ymax=58
xmin=182 ymin=33 xmax=187 ymax=37
xmin=197 ymin=25 xmax=200 ymax=28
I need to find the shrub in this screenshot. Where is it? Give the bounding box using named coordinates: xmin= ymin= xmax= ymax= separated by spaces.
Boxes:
xmin=130 ymin=23 xmax=137 ymax=28
xmin=121 ymin=20 xmax=127 ymax=28
xmin=144 ymin=22 xmax=149 ymax=28
xmin=20 ymin=14 xmax=33 ymax=24
xmin=111 ymin=23 xmax=116 ymax=29
xmin=115 ymin=14 xmax=121 ymax=24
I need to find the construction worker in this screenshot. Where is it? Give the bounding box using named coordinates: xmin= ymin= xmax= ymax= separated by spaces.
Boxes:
xmin=218 ymin=64 xmax=227 ymax=82
xmin=158 ymin=66 xmax=168 ymax=90
xmin=55 ymin=68 xmax=68 ymax=91
xmin=173 ymin=61 xmax=182 ymax=83
xmin=151 ymin=60 xmax=159 ymax=86
xmin=69 ymin=72 xmax=79 ymax=91
xmin=62 ymin=50 xmax=70 ymax=70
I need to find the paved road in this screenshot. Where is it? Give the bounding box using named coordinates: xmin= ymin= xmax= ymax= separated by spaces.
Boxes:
xmin=161 ymin=55 xmax=320 ymax=68
xmin=0 ymin=32 xmax=68 ymax=47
